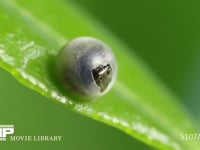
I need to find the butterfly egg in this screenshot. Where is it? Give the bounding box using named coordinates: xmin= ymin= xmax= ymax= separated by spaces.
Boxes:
xmin=56 ymin=36 xmax=117 ymax=100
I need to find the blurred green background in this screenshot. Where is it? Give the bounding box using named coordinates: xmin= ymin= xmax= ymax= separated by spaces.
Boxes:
xmin=1 ymin=0 xmax=200 ymax=149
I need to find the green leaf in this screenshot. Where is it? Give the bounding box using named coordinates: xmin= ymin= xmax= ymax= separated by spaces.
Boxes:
xmin=0 ymin=0 xmax=199 ymax=149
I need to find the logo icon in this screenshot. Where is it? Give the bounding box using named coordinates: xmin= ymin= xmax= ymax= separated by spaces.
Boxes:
xmin=0 ymin=125 xmax=14 ymax=141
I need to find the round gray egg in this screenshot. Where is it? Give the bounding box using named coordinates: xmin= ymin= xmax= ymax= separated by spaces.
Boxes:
xmin=56 ymin=36 xmax=117 ymax=99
